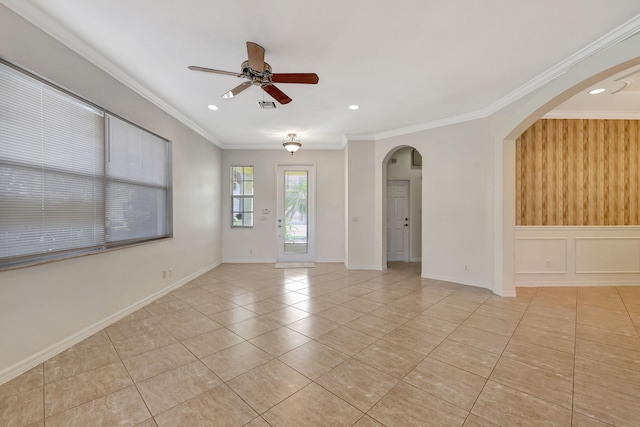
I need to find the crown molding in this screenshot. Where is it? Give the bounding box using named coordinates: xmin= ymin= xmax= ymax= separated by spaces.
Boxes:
xmin=1 ymin=1 xmax=223 ymax=148
xmin=367 ymin=13 xmax=640 ymax=142
xmin=543 ymin=110 xmax=640 ymax=120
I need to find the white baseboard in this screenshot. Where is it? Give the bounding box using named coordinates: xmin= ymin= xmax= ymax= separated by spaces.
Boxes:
xmin=0 ymin=260 xmax=220 ymax=386
xmin=345 ymin=264 xmax=385 ymax=271
xmin=221 ymin=258 xmax=277 ymax=264
xmin=516 ymin=280 xmax=640 ymax=287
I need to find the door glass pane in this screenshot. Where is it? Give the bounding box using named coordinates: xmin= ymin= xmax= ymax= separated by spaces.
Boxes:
xmin=284 ymin=170 xmax=308 ymax=254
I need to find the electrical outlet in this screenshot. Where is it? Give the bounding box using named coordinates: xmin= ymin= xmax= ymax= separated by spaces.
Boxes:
xmin=249 ymin=249 xmax=253 ymax=254
xmin=168 ymin=268 xmax=173 ymax=278
xmin=545 ymin=259 xmax=551 ymax=268
xmin=162 ymin=270 xmax=167 ymax=279
xmin=464 ymin=264 xmax=469 ymax=271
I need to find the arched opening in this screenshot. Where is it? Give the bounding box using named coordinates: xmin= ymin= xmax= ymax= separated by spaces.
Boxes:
xmin=498 ymin=56 xmax=640 ymax=296
xmin=381 ymin=146 xmax=423 ymax=270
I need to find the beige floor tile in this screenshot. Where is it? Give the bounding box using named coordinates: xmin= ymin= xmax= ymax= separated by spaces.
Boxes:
xmin=207 ymin=306 xmax=258 ymax=326
xmin=571 ymin=412 xmax=613 ymax=426
xmin=575 ymin=356 xmax=640 ymax=398
xmin=462 ymin=313 xmax=518 ymax=337
xmin=154 ymin=307 xmax=212 ymax=329
xmin=433 ymin=297 xmax=482 ymax=313
xmin=285 ymin=315 xmax=340 ymax=338
xmin=226 ymin=316 xmax=282 ymax=340
xmin=482 ymin=295 xmax=529 ymax=312
xmin=123 ymin=342 xmax=197 ymax=383
xmin=263 ymin=306 xmax=311 ymax=325
xmin=191 ymin=298 xmax=239 ymax=316
xmin=463 ymin=413 xmax=500 ymax=426
xmin=315 ymin=358 xmax=397 ymax=412
xmin=243 ymin=416 xmax=271 ymax=427
xmin=405 ymin=357 xmax=486 ymax=410
xmin=369 ymin=381 xmax=468 ymax=427
xmin=70 ymin=330 xmax=111 ymax=352
xmin=422 ymin=305 xmax=471 ymax=323
xmin=162 ymin=316 xmax=223 ymax=340
xmin=502 ymin=339 xmax=574 ymax=378
xmin=520 ymin=312 xmax=576 ymax=336
xmin=369 ymin=304 xmax=417 ymax=323
xmin=263 ymin=383 xmax=362 ymax=427
xmin=270 ymin=291 xmax=311 ymax=305
xmin=317 ymin=305 xmax=365 ymax=324
xmin=526 ymin=303 xmax=577 ymax=323
xmin=0 ymin=365 xmax=42 ymax=398
xmin=316 ymin=326 xmax=378 ymax=356
xmin=278 ymin=341 xmax=347 ymax=379
xmin=474 ymin=304 xmax=525 ymax=323
xmin=44 ymin=362 xmax=132 ymax=416
xmin=353 ymin=339 xmax=424 ymax=379
xmin=489 ymin=357 xmax=573 ymax=409
xmin=574 ymin=379 xmax=640 ymax=426
xmin=352 ymin=415 xmax=386 ymax=426
xmin=381 ymin=325 xmax=445 ymax=355
xmin=153 ymin=384 xmax=257 ymax=426
xmin=181 ymin=328 xmax=244 ymax=358
xmin=345 ymin=314 xmax=402 ymax=338
xmin=340 ymin=297 xmax=386 ymax=313
xmin=291 ymin=298 xmax=337 ymax=314
xmin=144 ymin=298 xmax=190 ymax=316
xmin=0 ymin=386 xmax=43 ymax=426
xmin=576 ymin=323 xmax=640 ymax=351
xmin=106 ymin=317 xmax=161 ymax=342
xmin=472 ymin=381 xmax=571 ymax=427
xmin=44 ymin=342 xmax=120 ymax=383
xmin=44 ymin=385 xmax=149 ymax=427
xmin=448 ymin=325 xmax=510 ymax=354
xmin=112 ymin=327 xmax=177 ymax=359
xmin=227 ymin=359 xmax=310 ymax=414
xmin=403 ymin=314 xmax=460 ymax=337
xmin=512 ymin=324 xmax=576 ymax=353
xmin=429 ymin=339 xmax=500 ymax=378
xmin=244 ymin=299 xmax=287 ymax=315
xmin=137 ymin=361 xmax=221 ymax=415
xmin=201 ymin=341 xmax=272 ymax=381
xmin=249 ymin=327 xmax=310 ymax=356
xmin=576 ymin=338 xmax=640 ymax=372
xmin=134 ymin=418 xmax=157 ymax=427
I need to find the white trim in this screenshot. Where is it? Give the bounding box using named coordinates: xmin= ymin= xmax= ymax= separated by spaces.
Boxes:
xmin=0 ymin=260 xmax=220 ymax=385
xmin=221 ymin=258 xmax=277 ymax=263
xmin=514 ymin=237 xmax=568 ymax=274
xmin=346 ymin=264 xmax=384 ymax=270
xmin=575 ymin=236 xmax=640 ymax=273
xmin=517 ymin=280 xmax=640 ymax=287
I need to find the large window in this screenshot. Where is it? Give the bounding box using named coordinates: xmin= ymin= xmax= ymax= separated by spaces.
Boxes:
xmin=0 ymin=60 xmax=171 ymax=268
xmin=231 ymin=166 xmax=253 ymax=227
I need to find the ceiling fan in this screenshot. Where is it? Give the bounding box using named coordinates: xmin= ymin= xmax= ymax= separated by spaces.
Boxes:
xmin=188 ymin=42 xmax=319 ymax=105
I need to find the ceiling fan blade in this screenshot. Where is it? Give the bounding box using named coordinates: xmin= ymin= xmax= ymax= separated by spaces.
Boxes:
xmin=222 ymin=81 xmax=252 ymax=99
xmin=246 ymin=41 xmax=265 ymax=72
xmin=271 ymin=73 xmax=319 ymax=84
xmin=188 ymin=66 xmax=243 ymax=77
xmin=262 ymin=84 xmax=292 ymax=104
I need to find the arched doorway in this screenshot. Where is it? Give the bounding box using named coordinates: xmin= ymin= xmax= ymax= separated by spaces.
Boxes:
xmin=382 ymin=146 xmax=422 ymax=269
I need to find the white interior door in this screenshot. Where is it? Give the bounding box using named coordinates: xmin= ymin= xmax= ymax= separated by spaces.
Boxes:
xmin=277 ymin=164 xmax=315 ymax=262
xmin=386 ymin=180 xmax=410 ymax=262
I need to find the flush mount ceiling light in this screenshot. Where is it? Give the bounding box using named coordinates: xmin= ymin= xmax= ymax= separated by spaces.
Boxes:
xmin=588 ymin=88 xmax=606 ymax=94
xmin=283 ymin=133 xmax=301 ymax=155
xmin=207 ymin=104 xmax=219 ymax=110
xmin=348 ymin=104 xmax=360 ymax=110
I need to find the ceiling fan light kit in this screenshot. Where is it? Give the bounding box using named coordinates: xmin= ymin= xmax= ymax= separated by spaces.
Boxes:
xmin=283 ymin=133 xmax=302 ymax=155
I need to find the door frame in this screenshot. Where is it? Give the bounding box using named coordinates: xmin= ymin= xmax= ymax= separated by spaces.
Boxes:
xmin=276 ymin=163 xmax=316 ymax=263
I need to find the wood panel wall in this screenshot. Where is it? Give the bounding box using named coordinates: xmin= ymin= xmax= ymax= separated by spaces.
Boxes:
xmin=516 ymin=119 xmax=640 ymax=226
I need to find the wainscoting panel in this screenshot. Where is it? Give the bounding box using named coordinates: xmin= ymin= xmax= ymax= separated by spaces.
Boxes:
xmin=515 ymin=227 xmax=640 ymax=286
xmin=515 ymin=238 xmax=567 ymax=273
xmin=575 ymin=238 xmax=640 ymax=273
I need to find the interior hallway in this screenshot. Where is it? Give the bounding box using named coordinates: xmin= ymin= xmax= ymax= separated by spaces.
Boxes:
xmin=1 ymin=262 xmax=640 ymax=426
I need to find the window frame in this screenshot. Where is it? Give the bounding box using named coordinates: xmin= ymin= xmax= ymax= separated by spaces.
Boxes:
xmin=0 ymin=58 xmax=173 ymax=269
xmin=231 ymin=165 xmax=254 ymax=228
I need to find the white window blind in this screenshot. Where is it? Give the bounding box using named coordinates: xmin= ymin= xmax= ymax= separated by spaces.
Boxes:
xmin=106 ymin=115 xmax=169 ymax=243
xmin=0 ymin=63 xmax=105 ymax=262
xmin=0 ymin=61 xmax=171 ymax=267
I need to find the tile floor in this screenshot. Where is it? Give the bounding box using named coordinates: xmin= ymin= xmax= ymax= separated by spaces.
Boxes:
xmin=2 ymin=262 xmax=640 ymax=426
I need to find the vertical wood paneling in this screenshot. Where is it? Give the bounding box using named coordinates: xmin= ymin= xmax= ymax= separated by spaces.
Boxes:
xmin=516 ymin=118 xmax=640 ymax=226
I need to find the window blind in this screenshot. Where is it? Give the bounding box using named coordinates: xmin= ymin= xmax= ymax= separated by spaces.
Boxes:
xmin=106 ymin=115 xmax=169 ymax=243
xmin=0 ymin=63 xmax=105 ymax=263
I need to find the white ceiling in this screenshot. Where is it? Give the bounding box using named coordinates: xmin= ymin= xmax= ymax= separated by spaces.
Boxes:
xmin=3 ymin=1 xmax=640 ymax=149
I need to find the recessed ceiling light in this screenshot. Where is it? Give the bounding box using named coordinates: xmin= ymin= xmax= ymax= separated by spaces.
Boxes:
xmin=348 ymin=104 xmax=360 ymax=110
xmin=588 ymin=88 xmax=606 ymax=95
xmin=207 ymin=104 xmax=219 ymax=110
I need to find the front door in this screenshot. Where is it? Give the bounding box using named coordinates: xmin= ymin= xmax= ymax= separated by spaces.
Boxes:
xmin=276 ymin=164 xmax=315 ymax=262
xmin=386 ymin=180 xmax=410 ymax=261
